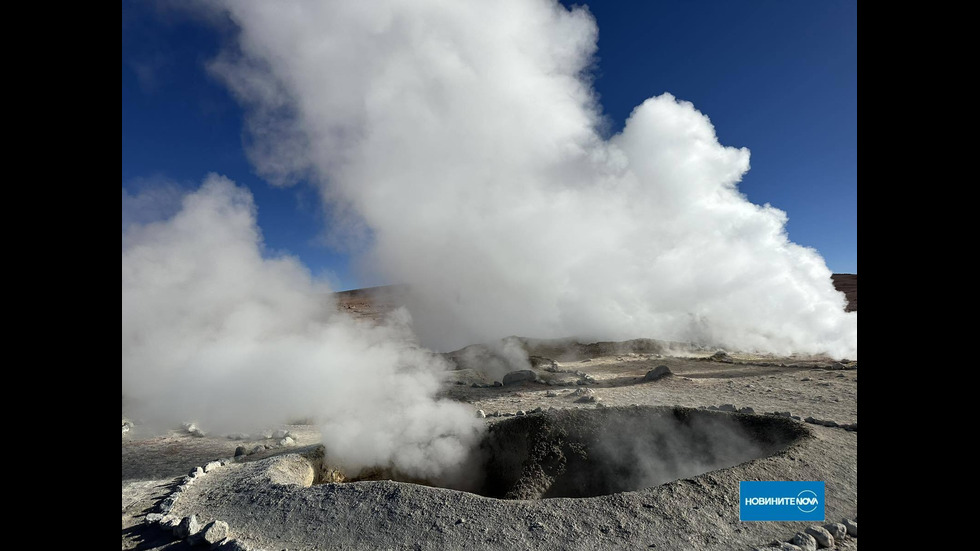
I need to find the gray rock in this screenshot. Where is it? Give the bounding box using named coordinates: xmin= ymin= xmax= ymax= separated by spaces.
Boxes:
xmin=719 ymin=404 xmax=737 ymax=412
xmin=529 ymin=356 xmax=559 ymax=370
xmin=842 ymin=518 xmax=857 ymax=536
xmin=493 ymin=381 xmax=503 ymax=387
xmin=144 ymin=513 xmax=164 ymax=524
xmin=158 ymin=515 xmax=181 ymax=531
xmin=711 ymin=350 xmax=732 ymax=362
xmin=738 ymin=407 xmax=756 ymax=414
xmin=199 ymin=520 xmax=230 ymax=546
xmin=272 ymin=429 xmax=290 ymax=439
xmin=235 ymin=446 xmax=247 ymax=457
xmin=174 ymin=514 xmax=201 ymax=539
xmin=251 ymin=445 xmax=265 ymax=454
xmin=801 ymin=377 xmax=812 ymax=382
xmin=780 ymin=544 xmax=802 ymax=551
xmin=774 ymin=411 xmax=792 ymax=417
xmin=804 ymin=525 xmax=834 ymax=547
xmin=572 ymin=387 xmax=594 ymax=396
xmin=158 ymin=492 xmax=180 ymax=513
xmin=516 ymin=410 xmax=526 ymax=416
xmin=503 ymin=369 xmax=537 ymax=385
xmin=792 ymin=532 xmax=817 ymax=551
xmin=575 ymin=395 xmax=599 ymax=403
xmin=278 ymin=436 xmax=295 ymax=446
xmin=545 ymin=390 xmax=558 ymax=397
xmin=531 ymin=407 xmax=542 ymax=413
xmin=184 ymin=423 xmax=206 ymax=437
xmin=205 ymin=461 xmax=223 ymax=472
xmin=476 ymin=409 xmax=486 ymax=418
xmin=823 ymin=522 xmax=846 ymax=540
xmin=189 ymin=466 xmax=205 ymax=477
xmin=643 ymin=365 xmax=672 ymax=381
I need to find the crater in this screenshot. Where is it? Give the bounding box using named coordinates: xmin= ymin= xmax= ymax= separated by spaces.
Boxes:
xmin=476 ymin=406 xmax=808 ymax=499
xmin=301 ymin=406 xmax=809 ymax=499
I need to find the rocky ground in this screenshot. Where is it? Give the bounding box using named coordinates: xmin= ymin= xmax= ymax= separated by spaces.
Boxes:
xmin=123 ymin=279 xmax=857 ymax=550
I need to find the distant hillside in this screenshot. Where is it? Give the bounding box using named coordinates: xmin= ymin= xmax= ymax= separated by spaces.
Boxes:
xmin=831 ymin=274 xmax=857 ymax=312
xmin=335 ymin=276 xmax=857 ymax=315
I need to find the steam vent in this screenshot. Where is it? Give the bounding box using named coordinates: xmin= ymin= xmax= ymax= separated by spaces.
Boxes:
xmin=124 ymin=0 xmax=857 ymax=547
xmin=124 ymin=277 xmax=857 ymax=550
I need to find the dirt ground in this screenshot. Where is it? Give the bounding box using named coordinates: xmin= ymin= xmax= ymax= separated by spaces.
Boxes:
xmin=122 ymin=282 xmax=857 ymax=550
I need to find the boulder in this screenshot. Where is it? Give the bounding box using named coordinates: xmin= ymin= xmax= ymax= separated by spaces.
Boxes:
xmin=804 ymin=525 xmax=834 ymax=548
xmin=197 ymin=520 xmax=230 ymax=546
xmin=144 ymin=513 xmax=163 ymax=525
xmin=792 ymin=532 xmax=816 ymax=551
xmin=503 ymin=370 xmax=537 ymax=385
xmin=173 ymin=515 xmax=201 ymax=539
xmin=643 ymin=365 xmax=672 ymax=382
xmin=842 ymin=518 xmax=857 ymax=536
xmin=823 ymin=523 xmax=846 ymax=540
xmin=158 ymin=515 xmax=181 ymax=531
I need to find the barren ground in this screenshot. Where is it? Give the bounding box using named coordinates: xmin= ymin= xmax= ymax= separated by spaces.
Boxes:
xmin=123 ymin=279 xmax=857 ymax=550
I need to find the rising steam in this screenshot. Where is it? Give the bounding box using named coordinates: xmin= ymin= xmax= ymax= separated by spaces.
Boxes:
xmin=204 ymin=0 xmax=856 ymax=359
xmin=122 ymin=175 xmax=483 ymax=484
xmin=123 ymin=0 xmax=855 ymax=482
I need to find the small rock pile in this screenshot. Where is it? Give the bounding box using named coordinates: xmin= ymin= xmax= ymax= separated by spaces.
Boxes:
xmin=754 ymin=519 xmax=856 ymax=550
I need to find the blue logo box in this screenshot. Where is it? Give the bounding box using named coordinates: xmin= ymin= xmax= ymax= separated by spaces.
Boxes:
xmin=740 ymin=481 xmax=825 ymax=521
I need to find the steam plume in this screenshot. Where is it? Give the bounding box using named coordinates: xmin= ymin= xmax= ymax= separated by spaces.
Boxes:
xmin=202 ymin=0 xmax=855 ymax=359
xmin=122 ymin=175 xmax=483 ymax=483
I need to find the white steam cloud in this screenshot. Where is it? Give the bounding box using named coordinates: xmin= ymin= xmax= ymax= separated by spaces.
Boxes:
xmin=123 ymin=0 xmax=855 ymax=484
xmin=121 ymin=175 xmax=483 ymax=483
xmin=202 ymin=0 xmax=855 ymax=359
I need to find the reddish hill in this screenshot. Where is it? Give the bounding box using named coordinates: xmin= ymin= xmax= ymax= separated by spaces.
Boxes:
xmin=831 ymin=273 xmax=857 ymax=312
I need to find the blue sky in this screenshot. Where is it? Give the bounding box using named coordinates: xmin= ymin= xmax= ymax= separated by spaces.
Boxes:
xmin=122 ymin=1 xmax=857 ymax=291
